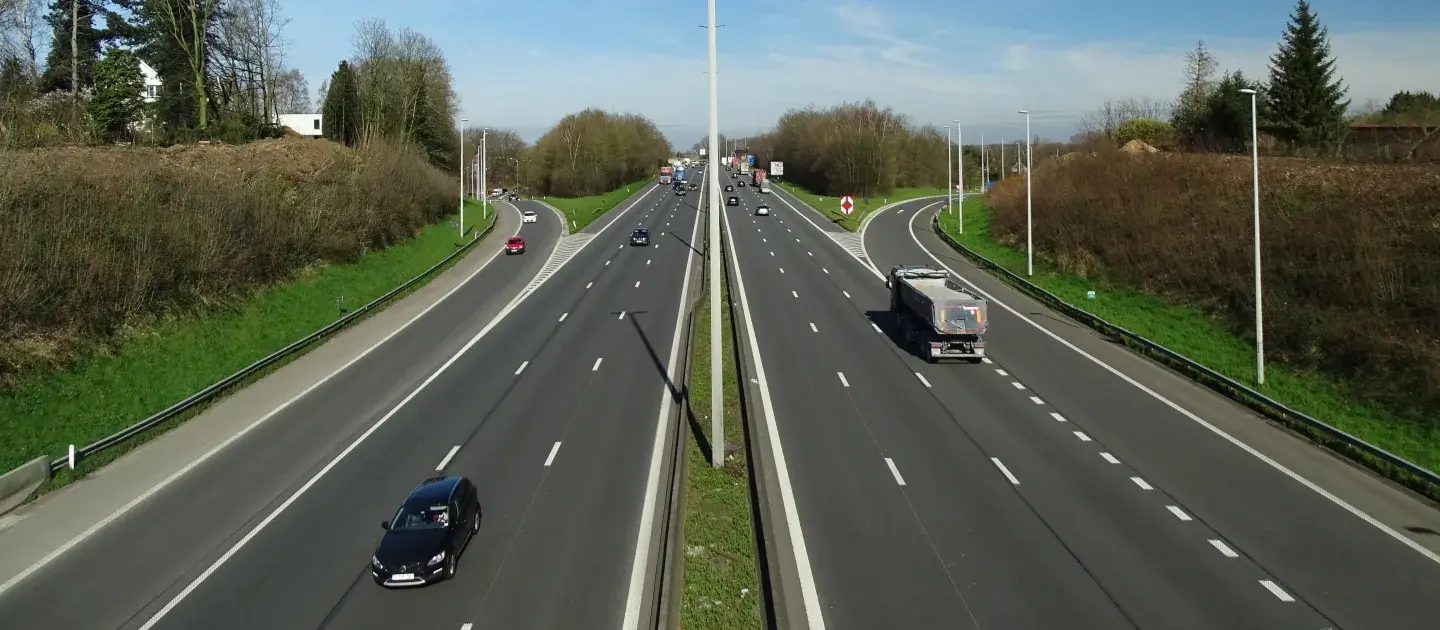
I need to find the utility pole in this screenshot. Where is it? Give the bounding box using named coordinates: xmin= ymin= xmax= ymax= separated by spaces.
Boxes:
xmin=459 ymin=118 xmax=467 ymax=236
xmin=706 ymin=0 xmax=723 ymax=469
xmin=481 ymin=127 xmax=489 ymax=221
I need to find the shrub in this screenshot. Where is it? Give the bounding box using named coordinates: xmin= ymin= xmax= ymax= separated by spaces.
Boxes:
xmin=1115 ymin=117 xmax=1175 ymax=149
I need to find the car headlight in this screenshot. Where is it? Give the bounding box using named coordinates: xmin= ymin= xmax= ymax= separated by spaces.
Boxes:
xmin=372 ymin=555 xmax=382 ymax=569
xmin=428 ymin=550 xmax=446 ymax=566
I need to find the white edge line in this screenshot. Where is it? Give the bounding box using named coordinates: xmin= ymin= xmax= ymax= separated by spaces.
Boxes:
xmin=900 ymin=205 xmax=1440 ymax=566
xmin=544 ymin=442 xmax=562 ymax=467
xmin=885 ymin=458 xmax=907 ymax=486
xmin=119 ymin=181 xmax=664 ymax=627
xmin=720 ymin=190 xmax=827 ymax=628
xmin=991 ymin=457 xmax=1020 ymax=484
xmin=435 ymin=445 xmax=461 ymax=471
xmin=621 ymin=167 xmax=706 ymax=628
xmin=0 ymin=200 xmax=539 ymax=598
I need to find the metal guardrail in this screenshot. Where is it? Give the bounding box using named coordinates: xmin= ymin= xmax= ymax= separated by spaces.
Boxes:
xmin=47 ymin=218 xmax=500 ymax=474
xmin=930 ymin=213 xmax=1440 ymax=501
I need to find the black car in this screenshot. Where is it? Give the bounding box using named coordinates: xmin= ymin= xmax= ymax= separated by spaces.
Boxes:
xmin=688 ymin=182 xmax=698 ymax=190
xmin=372 ymin=476 xmax=480 ymax=587
xmin=726 ymin=196 xmax=740 ymax=206
xmin=724 ymin=184 xmax=734 ymax=192
xmin=676 ymin=188 xmax=687 ymax=196
xmin=631 ymin=228 xmax=650 ymax=246
xmin=737 ymin=180 xmax=747 ymax=187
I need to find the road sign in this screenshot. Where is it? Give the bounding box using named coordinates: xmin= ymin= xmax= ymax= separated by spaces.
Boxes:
xmin=839 ymin=195 xmax=854 ymax=216
xmin=770 ymin=161 xmax=783 ymax=175
xmin=747 ymin=154 xmax=755 ymax=165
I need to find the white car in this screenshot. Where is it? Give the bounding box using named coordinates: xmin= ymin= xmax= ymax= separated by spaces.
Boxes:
xmin=755 ymin=205 xmax=770 ymax=216
xmin=522 ymin=210 xmax=538 ymax=224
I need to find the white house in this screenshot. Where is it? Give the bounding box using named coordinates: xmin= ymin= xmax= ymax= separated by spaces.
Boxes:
xmin=139 ymin=60 xmax=162 ymax=103
xmin=278 ymin=113 xmax=323 ymax=138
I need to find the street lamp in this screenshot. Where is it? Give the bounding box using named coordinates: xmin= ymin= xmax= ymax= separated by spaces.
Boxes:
xmin=1240 ymin=87 xmax=1264 ymax=385
xmin=706 ymin=0 xmax=723 ymax=469
xmin=979 ymin=132 xmax=985 ymax=193
xmin=1018 ymin=109 xmax=1032 ymax=276
xmin=953 ymin=119 xmax=963 ymax=231
xmin=459 ymin=118 xmax=467 ymax=236
xmin=945 ymin=125 xmax=953 ymax=215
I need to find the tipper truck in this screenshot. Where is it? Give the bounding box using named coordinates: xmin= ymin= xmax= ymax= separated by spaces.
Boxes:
xmin=887 ymin=265 xmax=988 ymax=362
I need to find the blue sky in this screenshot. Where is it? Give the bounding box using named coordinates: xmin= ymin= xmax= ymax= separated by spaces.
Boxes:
xmin=281 ymin=0 xmax=1440 ymax=145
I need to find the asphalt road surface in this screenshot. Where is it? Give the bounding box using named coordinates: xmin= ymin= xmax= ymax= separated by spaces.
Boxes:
xmin=727 ymin=179 xmax=1440 ymax=629
xmin=0 ymin=178 xmax=704 ymax=630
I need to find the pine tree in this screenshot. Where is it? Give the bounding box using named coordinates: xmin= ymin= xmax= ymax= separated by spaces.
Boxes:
xmin=37 ymin=0 xmax=109 ymax=95
xmin=321 ymin=60 xmax=359 ymax=146
xmin=1265 ymin=0 xmax=1349 ymax=146
xmin=88 ymin=46 xmax=145 ymax=141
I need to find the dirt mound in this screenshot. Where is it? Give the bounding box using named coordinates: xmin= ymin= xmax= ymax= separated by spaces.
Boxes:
xmin=1119 ymin=139 xmax=1159 ymax=153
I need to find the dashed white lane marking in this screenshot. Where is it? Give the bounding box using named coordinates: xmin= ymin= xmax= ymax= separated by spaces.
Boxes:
xmin=619 ymin=245 xmax=624 ymax=249
xmin=795 ymin=238 xmax=800 ymax=242
xmin=823 ymin=268 xmax=829 ymax=274
xmin=843 ymin=291 xmax=852 ymax=299
xmin=1130 ymin=477 xmax=1153 ymax=490
xmin=606 ymin=260 xmax=611 ymax=266
xmin=1010 ymin=381 xmax=1026 ymax=390
xmin=544 ymin=442 xmax=562 ymax=467
xmin=1166 ymin=505 xmax=1194 ymax=521
xmin=981 ymin=357 xmax=993 ymax=364
xmin=1050 ymin=412 xmax=1067 ymax=422
xmin=763 ymin=238 xmax=768 ymax=243
xmin=996 ymin=369 xmax=1008 ymax=376
xmin=1209 ymin=539 xmax=1240 ymax=558
xmin=810 ymin=323 xmax=819 ymax=333
xmin=462 ymin=623 xmax=474 ymax=630
xmin=770 ymin=251 xmax=775 ymax=256
xmin=1029 ymin=396 xmax=1045 ymax=405
xmin=1100 ymin=452 xmax=1121 ymax=464
xmin=779 ymin=268 xmax=785 ymax=274
xmin=885 ymin=458 xmax=907 ymax=486
xmin=837 ymin=372 xmax=850 ymax=387
xmin=515 ymin=361 xmax=529 ymax=375
xmin=915 ymin=373 xmax=932 ymax=388
xmin=1073 ymin=431 xmax=1093 ymax=442
xmin=618 ymin=311 xmax=626 ymax=320
xmin=1259 ymin=580 xmax=1296 ymax=602
xmin=791 ymin=290 xmax=799 ymax=298
xmin=991 ymin=457 xmax=1020 ymax=484
xmin=559 ymin=312 xmax=569 ymax=322
xmin=647 ymin=259 xmax=652 ymax=265
xmin=586 ymin=282 xmax=593 ymax=289
xmin=635 ymin=281 xmax=641 ymax=288
xmin=435 ymin=445 xmax=461 ymax=471
xmin=592 ymin=357 xmax=604 ymax=371
xmin=807 ymin=251 xmax=813 ymax=257
xmin=870 ymin=322 xmax=882 ymax=334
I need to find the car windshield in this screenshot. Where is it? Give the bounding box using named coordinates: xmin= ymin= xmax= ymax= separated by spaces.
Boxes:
xmin=390 ymin=502 xmax=449 ymax=531
xmin=523 ymin=211 xmax=535 ymax=216
xmin=508 ymin=237 xmax=523 ymax=244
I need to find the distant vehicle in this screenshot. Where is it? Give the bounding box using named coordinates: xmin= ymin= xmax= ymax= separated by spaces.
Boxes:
xmin=737 ymin=180 xmax=747 ymax=187
xmin=759 ymin=185 xmax=770 ymax=194
xmin=660 ymin=166 xmax=673 ymax=185
xmin=505 ymin=235 xmax=526 ymax=254
xmin=522 ymin=210 xmax=537 ymax=224
xmin=755 ymin=205 xmax=770 ymax=216
xmin=752 ymin=168 xmax=767 ymax=187
xmin=631 ymin=228 xmax=650 ymax=246
xmin=887 ymin=265 xmax=988 ymax=363
xmin=726 ymin=196 xmax=740 ymax=206
xmin=676 ymin=188 xmax=687 ymax=196
xmin=688 ymin=182 xmax=698 ymax=190
xmin=371 ymin=476 xmax=481 ymax=587
xmin=724 ymin=184 xmax=734 ymax=192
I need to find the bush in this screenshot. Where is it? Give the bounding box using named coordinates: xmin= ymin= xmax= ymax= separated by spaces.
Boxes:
xmin=985 ymin=153 xmax=1440 ymax=422
xmin=0 ymin=137 xmax=455 ymax=389
xmin=1115 ymin=117 xmax=1175 ymax=149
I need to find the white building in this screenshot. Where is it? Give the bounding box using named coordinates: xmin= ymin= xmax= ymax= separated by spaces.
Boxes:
xmin=139 ymin=60 xmax=162 ymax=103
xmin=278 ymin=113 xmax=323 ymax=138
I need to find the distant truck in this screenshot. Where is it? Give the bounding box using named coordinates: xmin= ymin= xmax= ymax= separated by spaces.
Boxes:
xmin=739 ymin=161 xmax=750 ymax=176
xmin=887 ymin=265 xmax=988 ymax=362
xmin=659 ymin=166 xmax=673 ymax=185
xmin=751 ymin=168 xmax=766 ymax=187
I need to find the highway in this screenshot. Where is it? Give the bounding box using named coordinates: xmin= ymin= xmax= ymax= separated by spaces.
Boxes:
xmin=0 ymin=175 xmax=704 ymax=629
xmin=726 ymin=177 xmax=1440 ymax=629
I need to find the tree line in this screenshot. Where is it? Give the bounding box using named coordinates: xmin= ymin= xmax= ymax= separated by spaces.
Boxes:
xmin=0 ymin=0 xmax=311 ymax=147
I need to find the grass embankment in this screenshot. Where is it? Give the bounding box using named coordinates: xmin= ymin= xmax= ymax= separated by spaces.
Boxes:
xmin=775 ymin=180 xmax=945 ymax=231
xmin=938 ymin=195 xmax=1440 ymax=477
xmin=681 ymin=267 xmax=763 ymax=629
xmin=0 ymin=139 xmax=488 ymax=481
xmin=543 ymin=178 xmax=653 ymax=232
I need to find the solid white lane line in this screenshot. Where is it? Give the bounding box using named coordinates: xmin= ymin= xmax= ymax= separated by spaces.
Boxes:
xmin=870 ymin=322 xmax=882 ymax=334
xmin=619 ymin=311 xmax=626 ymax=320
xmin=992 ymin=457 xmax=1020 ymax=484
xmin=1259 ymin=580 xmax=1296 ymax=602
xmin=996 ymin=369 xmax=1008 ymax=376
xmin=592 ymin=357 xmax=603 ymax=371
xmin=1010 ymin=381 xmax=1026 ymax=390
xmin=1101 ymin=452 xmax=1121 ymax=464
xmin=1130 ymin=477 xmax=1153 ymax=490
xmin=436 ymin=445 xmax=461 ymax=471
xmin=791 ymin=291 xmax=799 ymax=298
xmin=544 ymin=442 xmax=562 ymax=467
xmin=885 ymin=458 xmax=906 ymax=486
xmin=1209 ymin=539 xmax=1240 ymax=558
xmin=915 ymin=373 xmax=932 ymax=388
xmin=559 ymin=312 xmax=569 ymax=322
xmin=810 ymin=323 xmax=818 ymax=333
xmin=1029 ymin=396 xmax=1045 ymax=405
xmin=1166 ymin=505 xmax=1194 ymax=521
xmin=515 ymin=361 xmax=529 ymax=375
xmin=837 ymin=372 xmax=850 ymax=387
xmin=1073 ymin=431 xmax=1093 ymax=442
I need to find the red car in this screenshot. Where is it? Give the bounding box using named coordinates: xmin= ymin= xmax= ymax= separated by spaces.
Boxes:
xmin=505 ymin=235 xmax=526 ymax=254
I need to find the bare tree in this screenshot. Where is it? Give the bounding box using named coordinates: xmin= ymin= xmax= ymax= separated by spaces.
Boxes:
xmin=211 ymin=0 xmax=288 ymax=122
xmin=1078 ymin=97 xmax=1173 ymax=138
xmin=1173 ymin=40 xmax=1218 ymax=133
xmin=153 ymin=0 xmax=221 ymax=128
xmin=271 ymin=67 xmax=308 ymax=114
xmin=0 ymin=0 xmax=44 ymax=76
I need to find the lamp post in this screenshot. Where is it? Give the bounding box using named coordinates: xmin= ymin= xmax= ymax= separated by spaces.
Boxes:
xmin=1000 ymin=139 xmax=1005 ymax=180
xmin=706 ymin=0 xmax=723 ymax=469
xmin=480 ymin=128 xmax=489 ymax=221
xmin=1240 ymin=87 xmax=1264 ymax=385
xmin=459 ymin=118 xmax=467 ymax=236
xmin=945 ymin=125 xmax=953 ymax=215
xmin=953 ymin=119 xmax=963 ymax=231
xmin=1018 ymin=110 xmax=1032 ymax=276
xmin=979 ymin=132 xmax=985 ymax=193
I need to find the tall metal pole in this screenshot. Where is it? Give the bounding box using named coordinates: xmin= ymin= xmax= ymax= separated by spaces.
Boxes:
xmin=481 ymin=128 xmax=489 ymax=221
xmin=1000 ymin=139 xmax=1005 ymax=180
xmin=459 ymin=119 xmax=467 ymax=236
xmin=945 ymin=125 xmax=953 ymax=215
xmin=1020 ymin=111 xmax=1033 ymax=276
xmin=706 ymin=0 xmax=723 ymax=469
xmin=954 ymin=120 xmax=963 ymax=232
xmin=1241 ymin=88 xmax=1264 ymax=385
xmin=979 ymin=132 xmax=985 ymax=193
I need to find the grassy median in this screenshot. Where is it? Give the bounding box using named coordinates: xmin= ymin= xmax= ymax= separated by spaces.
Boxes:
xmin=1 ymin=200 xmax=495 ymax=483
xmin=681 ymin=265 xmax=764 ymax=629
xmin=937 ymin=198 xmax=1440 ymax=478
xmin=543 ymin=178 xmax=654 ymax=232
xmin=775 ymin=180 xmax=945 ymax=231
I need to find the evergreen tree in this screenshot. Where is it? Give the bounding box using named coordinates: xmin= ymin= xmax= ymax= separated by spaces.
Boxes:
xmin=108 ymin=0 xmax=202 ymax=135
xmin=88 ymin=46 xmax=145 ymax=141
xmin=1265 ymin=0 xmax=1349 ymax=146
xmin=37 ymin=0 xmax=109 ymax=94
xmin=1172 ymin=40 xmax=1218 ymax=146
xmin=321 ymin=60 xmax=359 ymax=146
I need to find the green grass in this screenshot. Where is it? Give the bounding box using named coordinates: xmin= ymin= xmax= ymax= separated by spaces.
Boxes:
xmin=937 ymin=197 xmax=1440 ymax=478
xmin=0 ymin=201 xmax=496 ymax=480
xmin=681 ymin=269 xmax=763 ymax=629
xmin=775 ymin=180 xmax=947 ymax=231
xmin=542 ymin=178 xmax=654 ymax=232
